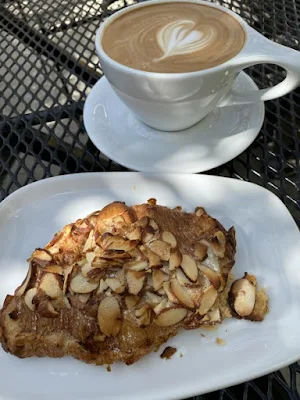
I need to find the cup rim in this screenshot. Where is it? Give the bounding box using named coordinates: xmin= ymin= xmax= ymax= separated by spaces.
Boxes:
xmin=95 ymin=0 xmax=250 ymax=78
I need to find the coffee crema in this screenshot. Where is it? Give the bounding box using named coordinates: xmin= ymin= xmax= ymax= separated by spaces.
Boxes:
xmin=102 ymin=2 xmax=246 ymax=73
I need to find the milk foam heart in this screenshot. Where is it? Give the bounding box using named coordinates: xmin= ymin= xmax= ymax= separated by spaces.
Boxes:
xmin=102 ymin=2 xmax=245 ymax=73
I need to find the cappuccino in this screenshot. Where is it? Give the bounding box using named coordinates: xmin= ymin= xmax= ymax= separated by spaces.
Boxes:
xmin=102 ymin=2 xmax=245 ymax=73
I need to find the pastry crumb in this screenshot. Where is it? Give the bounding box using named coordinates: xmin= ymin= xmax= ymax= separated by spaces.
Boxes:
xmin=200 ymin=333 xmax=205 ymax=337
xmin=216 ymin=337 xmax=226 ymax=346
xmin=180 ymin=353 xmax=183 ymax=358
xmin=106 ymin=364 xmax=111 ymax=372
xmin=160 ymin=346 xmax=177 ymax=360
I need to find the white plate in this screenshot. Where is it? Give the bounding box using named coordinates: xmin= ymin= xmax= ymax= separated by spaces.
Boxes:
xmin=83 ymin=73 xmax=265 ymax=173
xmin=0 ymin=173 xmax=300 ymax=400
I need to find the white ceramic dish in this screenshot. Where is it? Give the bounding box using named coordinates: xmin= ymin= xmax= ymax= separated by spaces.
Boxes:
xmin=0 ymin=172 xmax=300 ymax=400
xmin=83 ymin=73 xmax=264 ymax=173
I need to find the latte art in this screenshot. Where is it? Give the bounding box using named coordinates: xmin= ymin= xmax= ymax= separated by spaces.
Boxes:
xmin=102 ymin=3 xmax=245 ymax=73
xmin=156 ymin=20 xmax=208 ymax=60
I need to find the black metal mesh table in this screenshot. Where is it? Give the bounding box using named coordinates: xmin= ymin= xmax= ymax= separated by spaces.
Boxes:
xmin=0 ymin=0 xmax=300 ymax=398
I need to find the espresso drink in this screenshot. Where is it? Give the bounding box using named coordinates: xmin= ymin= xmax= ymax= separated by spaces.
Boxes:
xmin=102 ymin=2 xmax=245 ymax=73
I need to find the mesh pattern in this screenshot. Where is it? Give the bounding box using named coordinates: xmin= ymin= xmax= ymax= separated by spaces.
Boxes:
xmin=0 ymin=0 xmax=300 ymax=397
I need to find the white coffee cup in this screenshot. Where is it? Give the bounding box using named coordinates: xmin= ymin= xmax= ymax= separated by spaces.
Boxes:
xmin=95 ymin=0 xmax=300 ymax=131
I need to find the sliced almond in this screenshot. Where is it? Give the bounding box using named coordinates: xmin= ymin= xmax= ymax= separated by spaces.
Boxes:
xmin=97 ymin=279 xmax=109 ymax=295
xmin=40 ymin=273 xmax=63 ymax=299
xmin=195 ymin=207 xmax=205 ymax=217
xmin=142 ymin=226 xmax=155 ymax=243
xmin=24 ymin=287 xmax=38 ymax=311
xmin=198 ymin=286 xmax=218 ymax=315
xmin=181 ymin=255 xmax=198 ymax=282
xmin=32 ymin=249 xmax=52 ymax=265
xmin=198 ymin=264 xmax=221 ymax=290
xmin=149 ymin=219 xmax=159 ymax=230
xmin=152 ymin=270 xmax=169 ymax=291
xmin=126 ymin=226 xmax=142 ymax=241
xmin=176 ymin=268 xmax=192 ymax=286
xmin=81 ymin=262 xmax=93 ymax=278
xmin=207 ymin=308 xmax=221 ymax=323
xmin=163 ymin=281 xmax=179 ymax=304
xmin=126 ymin=270 xmax=145 ymax=295
xmin=169 ymin=250 xmax=182 ymax=271
xmin=154 ymin=298 xmax=168 ymax=315
xmin=15 ymin=263 xmax=33 ymax=296
xmin=171 ymin=279 xmax=194 ymax=308
xmin=70 ymin=273 xmax=99 ymax=294
xmin=113 ymin=215 xmax=125 ymax=224
xmin=98 ymin=296 xmax=121 ymax=337
xmin=149 ymin=250 xmax=161 ymax=268
xmin=144 ymin=291 xmax=162 ymax=307
xmin=149 ymin=240 xmax=171 ymax=261
xmin=211 ymin=231 xmax=226 ymax=258
xmin=162 ymin=231 xmax=177 ymax=249
xmin=124 ymin=260 xmax=148 ymax=272
xmin=135 ymin=216 xmax=149 ymax=228
xmin=194 ymin=243 xmax=208 ymax=261
xmin=135 ymin=305 xmax=152 ymax=326
xmin=43 ymin=265 xmax=64 ymax=275
xmin=86 ymin=251 xmax=96 ymax=265
xmin=105 ymin=278 xmax=125 ymax=294
xmin=78 ymin=293 xmax=90 ymax=304
xmin=154 ymin=308 xmax=187 ymax=327
xmin=63 ymin=265 xmax=73 ymax=295
xmin=230 ymin=276 xmax=256 ymax=317
xmin=83 ymin=229 xmax=95 ymax=252
xmin=125 ymin=295 xmax=139 ymax=309
xmin=37 ymin=300 xmax=59 ymax=318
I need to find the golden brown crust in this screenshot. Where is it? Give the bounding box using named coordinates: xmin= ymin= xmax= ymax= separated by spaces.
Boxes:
xmin=0 ymin=201 xmax=266 ymax=366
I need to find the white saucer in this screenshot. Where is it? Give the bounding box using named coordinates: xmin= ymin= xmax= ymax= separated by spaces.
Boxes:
xmin=83 ymin=72 xmax=264 ymax=173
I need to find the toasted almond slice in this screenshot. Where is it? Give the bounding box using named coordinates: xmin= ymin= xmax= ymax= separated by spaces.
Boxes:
xmin=126 ymin=226 xmax=142 ymax=241
xmin=207 ymin=308 xmax=221 ymax=323
xmin=97 ymin=279 xmax=109 ymax=295
xmin=211 ymin=231 xmax=226 ymax=258
xmin=37 ymin=300 xmax=59 ymax=318
xmin=135 ymin=305 xmax=152 ymax=326
xmin=153 ymin=298 xmax=168 ymax=314
xmin=198 ymin=264 xmax=221 ymax=290
xmin=63 ymin=265 xmax=73 ymax=295
xmin=169 ymin=250 xmax=182 ymax=271
xmin=144 ymin=291 xmax=162 ymax=306
xmin=194 ymin=243 xmax=208 ymax=261
xmin=126 ymin=270 xmax=145 ymax=295
xmin=115 ymin=268 xmax=125 ymax=285
xmin=181 ymin=255 xmax=198 ymax=282
xmin=176 ymin=268 xmax=192 ymax=286
xmin=83 ymin=229 xmax=95 ymax=252
xmin=149 ymin=250 xmax=161 ymax=267
xmin=86 ymin=251 xmax=95 ymax=265
xmin=163 ymin=281 xmax=179 ymax=304
xmin=43 ymin=265 xmax=64 ymax=275
xmin=125 ymin=295 xmax=139 ymax=309
xmin=135 ymin=216 xmax=149 ymax=228
xmin=15 ymin=263 xmax=33 ymax=296
xmin=162 ymin=231 xmax=177 ymax=249
xmin=171 ymin=279 xmax=194 ymax=308
xmin=81 ymin=262 xmax=93 ymax=278
xmin=195 ymin=207 xmax=206 ymax=217
xmin=152 ymin=270 xmax=169 ymax=291
xmin=142 ymin=226 xmax=155 ymax=243
xmin=149 ymin=240 xmax=171 ymax=261
xmin=154 ymin=308 xmax=187 ymax=326
xmin=105 ymin=278 xmax=125 ymax=294
xmin=98 ymin=296 xmax=121 ymax=337
xmin=113 ymin=215 xmax=125 ymax=224
xmin=70 ymin=273 xmax=99 ymax=294
xmin=230 ymin=276 xmax=256 ymax=317
xmin=124 ymin=260 xmax=148 ymax=272
xmin=32 ymin=249 xmax=52 ymax=264
xmin=78 ymin=293 xmax=90 ymax=304
xmin=146 ymin=274 xmax=154 ymax=289
xmin=198 ymin=286 xmax=218 ymax=315
xmin=24 ymin=287 xmax=38 ymax=311
xmin=157 ymin=288 xmax=165 ymax=296
xmin=107 ymin=237 xmax=138 ymax=251
xmin=40 ymin=273 xmax=63 ymax=299
xmin=149 ymin=219 xmax=159 ymax=230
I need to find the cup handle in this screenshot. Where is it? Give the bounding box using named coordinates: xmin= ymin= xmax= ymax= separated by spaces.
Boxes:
xmin=220 ymin=32 xmax=300 ymax=106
